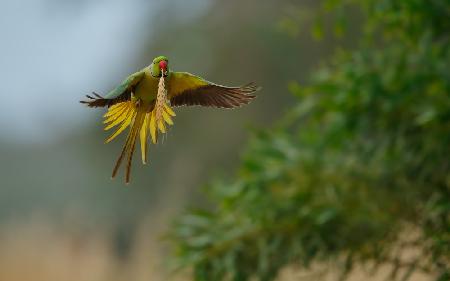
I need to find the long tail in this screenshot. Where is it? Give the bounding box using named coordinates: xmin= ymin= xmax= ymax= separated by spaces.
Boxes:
xmin=103 ymin=99 xmax=175 ymax=184
xmin=110 ymin=103 xmax=146 ymax=184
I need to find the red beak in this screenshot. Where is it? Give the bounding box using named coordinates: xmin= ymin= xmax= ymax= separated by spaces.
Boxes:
xmin=159 ymin=60 xmax=168 ymax=71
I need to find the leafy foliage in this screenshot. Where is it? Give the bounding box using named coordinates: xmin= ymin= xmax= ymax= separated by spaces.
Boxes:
xmin=169 ymin=0 xmax=450 ymax=280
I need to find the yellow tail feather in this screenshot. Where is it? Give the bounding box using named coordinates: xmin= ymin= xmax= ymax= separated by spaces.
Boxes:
xmin=164 ymin=103 xmax=176 ymax=117
xmin=105 ymin=108 xmax=135 ymax=143
xmin=162 ymin=111 xmax=174 ymax=125
xmin=111 ymin=104 xmax=146 ymax=183
xmin=104 ymin=102 xmax=127 ymax=118
xmin=140 ymin=114 xmax=150 ymax=164
xmin=104 ymin=103 xmax=129 ymax=124
xmin=149 ymin=109 xmax=157 ymax=144
xmin=104 ymin=104 xmax=132 ymax=130
xmin=104 ymin=74 xmax=176 ymax=183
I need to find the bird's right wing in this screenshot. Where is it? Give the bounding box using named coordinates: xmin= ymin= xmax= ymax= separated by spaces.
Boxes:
xmin=80 ymin=71 xmax=145 ymax=108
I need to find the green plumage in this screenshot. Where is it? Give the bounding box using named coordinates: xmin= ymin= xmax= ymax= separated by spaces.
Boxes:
xmin=80 ymin=55 xmax=260 ymax=183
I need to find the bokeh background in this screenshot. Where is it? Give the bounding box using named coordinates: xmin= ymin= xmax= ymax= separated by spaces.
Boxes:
xmin=0 ymin=0 xmax=333 ymax=280
xmin=0 ymin=0 xmax=447 ymax=280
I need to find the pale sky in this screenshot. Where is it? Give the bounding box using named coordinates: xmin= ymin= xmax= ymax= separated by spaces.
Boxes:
xmin=0 ymin=0 xmax=210 ymax=143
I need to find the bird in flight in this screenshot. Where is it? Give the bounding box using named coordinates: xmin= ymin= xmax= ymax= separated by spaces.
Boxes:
xmin=80 ymin=56 xmax=260 ymax=184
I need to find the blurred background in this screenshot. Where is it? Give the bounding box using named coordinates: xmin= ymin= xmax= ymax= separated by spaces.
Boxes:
xmin=0 ymin=0 xmax=336 ymax=280
xmin=0 ymin=0 xmax=447 ymax=281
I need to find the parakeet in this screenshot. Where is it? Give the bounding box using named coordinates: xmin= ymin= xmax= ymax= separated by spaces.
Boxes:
xmin=80 ymin=56 xmax=259 ymax=184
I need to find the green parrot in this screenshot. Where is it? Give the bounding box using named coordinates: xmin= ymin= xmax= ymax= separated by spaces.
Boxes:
xmin=81 ymin=55 xmax=259 ymax=183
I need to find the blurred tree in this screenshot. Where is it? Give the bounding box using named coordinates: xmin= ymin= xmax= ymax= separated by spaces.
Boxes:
xmin=169 ymin=0 xmax=449 ymax=280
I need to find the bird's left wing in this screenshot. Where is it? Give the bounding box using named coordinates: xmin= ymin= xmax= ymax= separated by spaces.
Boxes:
xmin=168 ymin=72 xmax=259 ymax=108
xmin=81 ymin=71 xmax=145 ymax=108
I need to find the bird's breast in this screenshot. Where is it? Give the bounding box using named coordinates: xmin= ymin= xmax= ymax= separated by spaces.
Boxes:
xmin=134 ymin=71 xmax=159 ymax=102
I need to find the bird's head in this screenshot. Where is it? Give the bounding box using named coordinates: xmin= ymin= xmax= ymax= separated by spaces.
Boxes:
xmin=151 ymin=55 xmax=169 ymax=77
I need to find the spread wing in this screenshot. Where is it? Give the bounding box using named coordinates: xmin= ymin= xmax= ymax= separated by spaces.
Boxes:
xmin=80 ymin=71 xmax=145 ymax=108
xmin=168 ymin=72 xmax=259 ymax=109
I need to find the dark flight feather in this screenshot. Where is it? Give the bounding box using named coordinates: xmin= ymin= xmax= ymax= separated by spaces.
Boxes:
xmin=170 ymin=83 xmax=259 ymax=108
